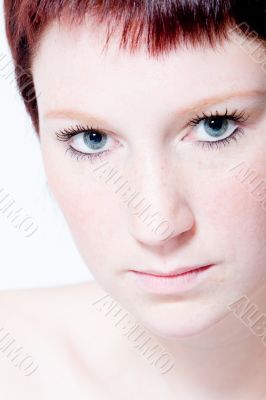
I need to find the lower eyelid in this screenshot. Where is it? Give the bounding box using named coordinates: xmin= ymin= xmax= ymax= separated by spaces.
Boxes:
xmin=63 ymin=121 xmax=246 ymax=160
xmin=66 ymin=146 xmax=110 ymax=162
xmin=195 ymin=128 xmax=246 ymax=150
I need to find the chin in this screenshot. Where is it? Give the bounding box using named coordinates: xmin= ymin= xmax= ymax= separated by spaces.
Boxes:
xmin=142 ymin=320 xmax=211 ymax=341
xmin=136 ymin=303 xmax=228 ymax=341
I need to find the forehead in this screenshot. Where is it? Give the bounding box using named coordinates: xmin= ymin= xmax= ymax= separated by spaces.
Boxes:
xmin=32 ymin=19 xmax=265 ymax=120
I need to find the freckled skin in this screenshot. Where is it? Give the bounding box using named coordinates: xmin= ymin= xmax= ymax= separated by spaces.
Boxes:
xmin=6 ymin=17 xmax=265 ymax=399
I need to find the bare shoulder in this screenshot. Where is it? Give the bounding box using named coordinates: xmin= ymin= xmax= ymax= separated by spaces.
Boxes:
xmin=0 ymin=281 xmax=110 ymax=391
xmin=0 ymin=283 xmax=169 ymax=398
xmin=0 ymin=279 xmax=117 ymax=363
xmin=0 ymin=280 xmax=105 ymax=334
xmin=0 ymin=281 xmax=111 ymax=400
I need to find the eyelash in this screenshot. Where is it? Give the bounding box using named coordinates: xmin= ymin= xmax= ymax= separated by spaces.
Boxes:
xmin=187 ymin=108 xmax=248 ymax=150
xmin=55 ymin=108 xmax=249 ymax=162
xmin=56 ymin=124 xmax=110 ymax=163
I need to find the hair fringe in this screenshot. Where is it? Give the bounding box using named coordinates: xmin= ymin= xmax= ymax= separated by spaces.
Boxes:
xmin=3 ymin=0 xmax=266 ymax=133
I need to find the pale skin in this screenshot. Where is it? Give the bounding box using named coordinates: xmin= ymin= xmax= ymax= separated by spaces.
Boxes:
xmin=1 ymin=15 xmax=266 ymax=399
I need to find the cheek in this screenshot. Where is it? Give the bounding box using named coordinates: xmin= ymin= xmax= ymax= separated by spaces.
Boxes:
xmin=195 ymin=153 xmax=266 ymax=291
xmin=195 ymin=135 xmax=266 ymax=242
xmin=44 ymin=161 xmax=128 ymax=273
xmin=205 ymin=176 xmax=266 ymax=248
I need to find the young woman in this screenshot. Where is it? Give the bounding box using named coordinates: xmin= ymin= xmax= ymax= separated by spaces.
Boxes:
xmin=2 ymin=0 xmax=266 ymax=398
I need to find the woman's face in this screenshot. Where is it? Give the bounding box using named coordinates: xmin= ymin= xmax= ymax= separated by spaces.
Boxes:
xmin=33 ymin=19 xmax=266 ymax=339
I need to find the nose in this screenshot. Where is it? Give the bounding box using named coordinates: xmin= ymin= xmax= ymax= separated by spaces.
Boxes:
xmin=126 ymin=152 xmax=195 ymax=247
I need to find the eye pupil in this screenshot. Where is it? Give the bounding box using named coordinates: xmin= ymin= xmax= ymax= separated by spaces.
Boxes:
xmin=84 ymin=130 xmax=107 ymax=150
xmin=85 ymin=132 xmax=102 ymax=142
xmin=204 ymin=117 xmax=229 ymax=137
xmin=208 ymin=118 xmax=222 ymax=131
xmin=89 ymin=131 xmax=101 ymax=142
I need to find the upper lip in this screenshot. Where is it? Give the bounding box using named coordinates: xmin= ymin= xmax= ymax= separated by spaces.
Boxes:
xmin=130 ymin=264 xmax=214 ymax=277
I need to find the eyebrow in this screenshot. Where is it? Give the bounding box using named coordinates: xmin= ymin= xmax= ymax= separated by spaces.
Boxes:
xmin=44 ymin=89 xmax=266 ymax=123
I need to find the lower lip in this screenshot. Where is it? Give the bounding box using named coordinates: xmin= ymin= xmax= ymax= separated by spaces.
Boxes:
xmin=129 ymin=265 xmax=215 ymax=294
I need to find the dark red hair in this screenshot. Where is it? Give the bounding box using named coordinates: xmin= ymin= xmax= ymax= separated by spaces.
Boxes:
xmin=3 ymin=0 xmax=266 ymax=133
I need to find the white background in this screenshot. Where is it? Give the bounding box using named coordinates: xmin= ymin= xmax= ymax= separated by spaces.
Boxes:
xmin=0 ymin=0 xmax=92 ymax=289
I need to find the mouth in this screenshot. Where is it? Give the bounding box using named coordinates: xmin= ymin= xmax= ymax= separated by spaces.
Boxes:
xmin=129 ymin=264 xmax=214 ymax=277
xmin=128 ymin=264 xmax=216 ymax=294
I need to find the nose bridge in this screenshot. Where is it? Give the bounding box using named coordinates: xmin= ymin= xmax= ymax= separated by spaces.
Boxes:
xmin=126 ymin=150 xmax=195 ymax=245
xmin=129 ymin=149 xmax=173 ymax=212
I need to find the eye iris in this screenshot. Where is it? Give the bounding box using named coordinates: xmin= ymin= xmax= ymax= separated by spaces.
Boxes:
xmin=204 ymin=117 xmax=229 ymax=137
xmin=83 ymin=131 xmax=107 ymax=150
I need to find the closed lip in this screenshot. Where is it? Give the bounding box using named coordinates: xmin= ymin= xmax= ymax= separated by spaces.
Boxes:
xmin=130 ymin=264 xmax=214 ymax=277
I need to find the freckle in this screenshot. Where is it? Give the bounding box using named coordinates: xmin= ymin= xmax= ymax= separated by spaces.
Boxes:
xmin=208 ymin=274 xmax=225 ymax=283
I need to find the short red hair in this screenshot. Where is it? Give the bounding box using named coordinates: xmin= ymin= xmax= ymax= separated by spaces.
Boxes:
xmin=3 ymin=0 xmax=266 ymax=133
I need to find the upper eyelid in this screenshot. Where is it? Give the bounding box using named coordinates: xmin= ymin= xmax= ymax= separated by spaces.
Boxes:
xmin=55 ymin=109 xmax=249 ymax=142
xmin=188 ymin=109 xmax=249 ymax=126
xmin=45 ymin=90 xmax=266 ymax=124
xmin=55 ymin=124 xmax=107 ymax=141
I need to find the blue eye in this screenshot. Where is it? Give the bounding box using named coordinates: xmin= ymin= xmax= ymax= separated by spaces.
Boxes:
xmin=196 ymin=116 xmax=236 ymax=142
xmin=188 ymin=109 xmax=249 ymax=150
xmin=55 ymin=108 xmax=250 ymax=162
xmin=83 ymin=131 xmax=108 ymax=150
xmin=55 ymin=124 xmax=112 ymax=162
xmin=203 ymin=117 xmax=229 ymax=137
